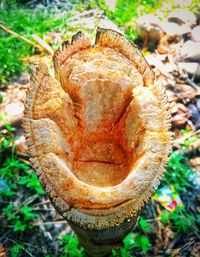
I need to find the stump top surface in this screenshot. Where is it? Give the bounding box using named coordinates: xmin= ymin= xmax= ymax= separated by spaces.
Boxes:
xmin=24 ymin=28 xmax=172 ymax=229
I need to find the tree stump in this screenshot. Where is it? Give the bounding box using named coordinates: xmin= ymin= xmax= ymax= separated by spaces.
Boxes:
xmin=23 ymin=28 xmax=172 ymax=256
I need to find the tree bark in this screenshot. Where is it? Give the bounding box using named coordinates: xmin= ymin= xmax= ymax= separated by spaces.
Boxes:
xmin=68 ymin=215 xmax=138 ymax=257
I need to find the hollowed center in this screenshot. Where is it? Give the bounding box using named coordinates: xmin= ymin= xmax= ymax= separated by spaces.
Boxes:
xmin=72 ymin=138 xmax=132 ymax=187
xmin=51 ymin=47 xmax=145 ymax=188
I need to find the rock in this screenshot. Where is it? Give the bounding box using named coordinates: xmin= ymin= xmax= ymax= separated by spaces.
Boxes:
xmin=15 ymin=135 xmax=28 ymax=156
xmin=4 ymin=102 xmax=24 ymax=124
xmin=68 ymin=9 xmax=104 ymax=31
xmin=174 ymin=83 xmax=197 ymax=100
xmin=177 ymin=24 xmax=191 ymax=35
xmin=137 ymin=14 xmax=160 ymax=27
xmin=176 ymin=23 xmax=191 ymax=35
xmin=191 ymin=26 xmax=200 ymax=42
xmin=71 ymin=17 xmax=123 ymax=34
xmin=145 ymin=54 xmax=173 ymax=77
xmin=5 ymin=102 xmax=24 ymax=117
xmin=178 ymin=62 xmax=200 ymax=79
xmin=188 ymin=103 xmax=200 ymax=126
xmin=168 ymin=9 xmax=197 ymax=27
xmin=98 ymin=19 xmax=123 ymax=34
xmin=166 ymin=89 xmax=178 ymax=103
xmin=196 ymin=97 xmax=200 ymax=111
xmin=189 ymin=157 xmax=200 ymax=179
xmin=160 ymin=21 xmax=191 ymax=35
xmin=104 ymin=0 xmax=117 ymax=11
xmin=136 ymin=14 xmax=164 ymax=44
xmin=68 ymin=17 xmax=97 ymax=30
xmin=178 ymin=40 xmax=200 ymax=61
xmin=157 ymin=34 xmax=181 ymax=54
xmin=68 ymin=14 xmax=122 ymax=34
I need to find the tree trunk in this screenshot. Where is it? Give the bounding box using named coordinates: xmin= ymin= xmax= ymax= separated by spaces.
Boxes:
xmin=69 ymin=215 xmax=138 ymax=256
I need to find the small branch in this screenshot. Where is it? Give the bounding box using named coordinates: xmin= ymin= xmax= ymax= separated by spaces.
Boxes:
xmin=0 ymin=24 xmax=53 ymax=55
xmin=33 ymin=220 xmax=67 ymax=226
xmin=5 ymin=237 xmax=34 ymax=257
xmin=0 ymin=229 xmax=11 ymax=242
xmin=32 ymin=34 xmax=54 ymax=56
xmin=34 ymin=208 xmax=54 ymax=211
xmin=33 ymin=199 xmax=50 ymax=207
xmin=0 ymin=23 xmax=40 ymax=49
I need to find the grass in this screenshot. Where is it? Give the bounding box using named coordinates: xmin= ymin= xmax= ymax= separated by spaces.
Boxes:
xmin=0 ymin=123 xmax=44 ymax=234
xmin=97 ymin=0 xmax=162 ymax=42
xmin=110 ymin=0 xmax=162 ymax=26
xmin=0 ymin=3 xmax=71 ymax=86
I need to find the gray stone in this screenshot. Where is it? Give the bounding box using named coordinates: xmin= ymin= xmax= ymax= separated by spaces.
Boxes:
xmin=179 ymin=62 xmax=200 ymax=79
xmin=178 ymin=40 xmax=200 ymax=61
xmin=191 ymin=26 xmax=200 ymax=42
xmin=104 ymin=0 xmax=117 ymax=11
xmin=160 ymin=21 xmax=191 ymax=35
xmin=168 ymin=9 xmax=197 ymax=26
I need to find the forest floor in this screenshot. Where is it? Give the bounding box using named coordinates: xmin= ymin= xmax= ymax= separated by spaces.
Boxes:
xmin=0 ymin=1 xmax=200 ymax=257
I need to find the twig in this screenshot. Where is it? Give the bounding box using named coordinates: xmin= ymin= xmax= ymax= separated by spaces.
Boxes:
xmin=5 ymin=237 xmax=34 ymax=257
xmin=0 ymin=23 xmax=40 ymax=49
xmin=0 ymin=229 xmax=11 ymax=242
xmin=34 ymin=208 xmax=54 ymax=211
xmin=32 ymin=34 xmax=54 ymax=55
xmin=33 ymin=199 xmax=50 ymax=207
xmin=1 ymin=194 xmax=40 ymax=219
xmin=193 ymin=230 xmax=200 ymax=240
xmin=33 ymin=220 xmax=67 ymax=226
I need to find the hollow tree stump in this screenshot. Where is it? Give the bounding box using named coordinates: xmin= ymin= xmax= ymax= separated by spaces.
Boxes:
xmin=23 ymin=28 xmax=172 ymax=256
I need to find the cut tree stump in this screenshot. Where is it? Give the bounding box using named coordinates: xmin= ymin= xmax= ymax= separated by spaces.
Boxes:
xmin=23 ymin=28 xmax=172 ymax=256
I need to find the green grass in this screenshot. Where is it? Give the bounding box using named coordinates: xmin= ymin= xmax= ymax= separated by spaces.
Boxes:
xmin=0 ymin=4 xmax=71 ymax=86
xmin=0 ymin=125 xmax=44 ymax=233
xmin=98 ymin=0 xmax=162 ymax=42
xmin=111 ymin=0 xmax=162 ymax=26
